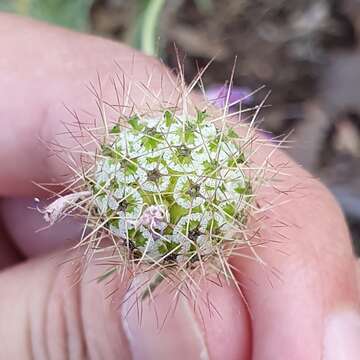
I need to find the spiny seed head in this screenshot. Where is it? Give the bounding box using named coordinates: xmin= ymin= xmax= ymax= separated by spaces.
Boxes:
xmin=90 ymin=109 xmax=253 ymax=265
xmin=36 ymin=62 xmax=280 ymax=309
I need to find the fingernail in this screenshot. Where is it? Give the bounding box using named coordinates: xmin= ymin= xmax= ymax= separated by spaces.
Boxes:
xmin=324 ymin=310 xmax=360 ymax=360
xmin=121 ymin=277 xmax=209 ymax=360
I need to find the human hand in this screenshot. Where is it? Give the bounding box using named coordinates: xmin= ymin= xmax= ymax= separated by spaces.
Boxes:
xmin=0 ymin=13 xmax=359 ymax=360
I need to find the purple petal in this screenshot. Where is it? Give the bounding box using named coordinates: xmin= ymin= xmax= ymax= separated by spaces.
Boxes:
xmin=206 ymin=84 xmax=253 ymax=110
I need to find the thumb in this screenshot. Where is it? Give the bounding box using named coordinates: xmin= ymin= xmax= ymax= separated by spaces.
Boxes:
xmin=0 ymin=250 xmax=250 ymax=360
xmin=0 ymin=251 xmax=131 ymax=359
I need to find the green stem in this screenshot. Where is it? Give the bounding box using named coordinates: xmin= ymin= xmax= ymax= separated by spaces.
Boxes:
xmin=141 ymin=0 xmax=166 ymax=56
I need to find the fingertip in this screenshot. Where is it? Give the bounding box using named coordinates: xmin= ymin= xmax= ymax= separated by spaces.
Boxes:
xmin=198 ymin=280 xmax=251 ymax=360
xmin=121 ymin=275 xmax=251 ymax=360
xmin=230 ymin=177 xmax=358 ymax=360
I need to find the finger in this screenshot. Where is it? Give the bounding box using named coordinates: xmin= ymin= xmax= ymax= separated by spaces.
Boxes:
xmin=0 ymin=250 xmax=131 ymax=359
xmin=0 ymin=221 xmax=23 ymax=269
xmin=0 ymin=197 xmax=83 ymax=256
xmin=0 ymin=14 xmax=175 ymax=258
xmin=232 ymin=146 xmax=360 ymax=359
xmin=122 ymin=276 xmax=250 ymax=360
xmin=0 ymin=250 xmax=250 ymax=360
xmin=0 ymin=13 xmax=174 ymax=195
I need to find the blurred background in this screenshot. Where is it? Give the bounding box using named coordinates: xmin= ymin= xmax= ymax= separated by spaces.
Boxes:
xmin=1 ymin=0 xmax=359 ymax=252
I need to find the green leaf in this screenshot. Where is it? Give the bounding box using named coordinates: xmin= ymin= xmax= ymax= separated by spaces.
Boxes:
xmin=228 ymin=153 xmax=246 ymax=167
xmin=158 ymin=240 xmax=179 ymax=255
xmin=121 ymin=159 xmax=138 ymax=176
xmin=128 ymin=115 xmax=144 ymax=132
xmin=227 ymin=128 xmax=239 ymax=139
xmin=209 ymin=136 xmax=221 ymax=152
xmin=203 ymin=159 xmax=219 ymax=175
xmin=133 ymin=231 xmax=147 ymax=248
xmin=110 ymin=124 xmax=121 ymax=134
xmin=164 ymin=110 xmax=175 ymax=127
xmin=108 ymin=217 xmax=119 ymax=228
xmin=223 ymin=202 xmax=236 ymax=218
xmin=196 ymin=109 xmax=207 ymax=125
xmin=0 ymin=0 xmax=94 ymax=30
xmin=188 ymin=220 xmax=200 ymax=231
xmin=142 ymin=132 xmax=164 ymax=151
xmin=234 ymin=181 xmax=252 ymax=195
xmin=101 ymin=145 xmax=121 ymax=160
xmin=184 ymin=129 xmax=196 ymax=144
xmin=109 ymin=178 xmax=120 ymax=190
xmin=176 ymin=126 xmax=196 ymax=145
xmin=169 ymin=203 xmax=189 ymax=224
xmin=206 ymin=217 xmax=220 ymax=232
xmin=124 ymin=194 xmax=138 ymax=214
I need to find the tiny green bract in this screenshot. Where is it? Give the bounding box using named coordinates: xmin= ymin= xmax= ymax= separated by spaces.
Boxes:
xmin=90 ymin=109 xmax=253 ymax=266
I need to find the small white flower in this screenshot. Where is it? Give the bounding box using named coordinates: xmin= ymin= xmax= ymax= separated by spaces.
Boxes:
xmin=199 ymin=177 xmax=224 ymax=201
xmin=200 ymin=122 xmax=217 ymax=139
xmin=121 ymin=132 xmax=140 ymax=152
xmin=173 ymin=175 xmax=205 ymax=209
xmin=113 ymin=187 xmax=143 ymax=219
xmin=139 ymin=164 xmax=170 ymax=193
xmin=109 ymin=217 xmax=134 ymax=238
xmin=163 ymin=146 xmax=197 ymax=173
xmin=173 ymin=212 xmax=208 ymax=241
xmin=142 ymin=116 xmax=161 ymax=129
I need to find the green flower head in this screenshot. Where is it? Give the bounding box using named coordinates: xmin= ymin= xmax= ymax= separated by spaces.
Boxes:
xmin=92 ymin=109 xmax=253 ymax=266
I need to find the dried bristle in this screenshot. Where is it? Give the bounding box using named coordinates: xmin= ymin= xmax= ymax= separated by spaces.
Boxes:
xmin=39 ymin=62 xmax=285 ymax=306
